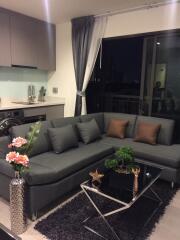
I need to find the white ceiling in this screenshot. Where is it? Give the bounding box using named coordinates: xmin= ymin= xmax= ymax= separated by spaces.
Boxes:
xmin=0 ymin=0 xmax=174 ymax=24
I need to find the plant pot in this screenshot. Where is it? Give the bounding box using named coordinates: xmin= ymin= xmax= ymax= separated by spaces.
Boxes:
xmin=10 ymin=171 xmax=27 ymax=235
xmin=115 ymin=166 xmax=131 ymax=175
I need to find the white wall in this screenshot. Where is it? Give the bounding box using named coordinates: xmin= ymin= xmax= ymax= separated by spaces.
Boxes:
xmin=105 ymin=3 xmax=180 ymax=37
xmin=47 ymin=22 xmax=76 ymax=117
xmin=48 ymin=3 xmax=180 ymax=117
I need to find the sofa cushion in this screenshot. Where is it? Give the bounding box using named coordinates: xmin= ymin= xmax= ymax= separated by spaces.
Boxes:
xmin=100 ymin=136 xmax=180 ymax=168
xmin=77 ymin=119 xmax=101 ymax=144
xmin=135 ymin=116 xmax=174 ymax=145
xmin=22 ymin=142 xmax=114 ymax=185
xmin=104 ymin=112 xmax=137 ymax=138
xmin=80 ymin=113 xmax=104 ymax=133
xmin=0 ymin=136 xmax=11 ymax=158
xmin=48 ymin=125 xmax=78 ymax=153
xmin=11 ymin=121 xmax=52 ymax=157
xmin=107 ymin=119 xmax=129 ymax=139
xmin=134 ymin=122 xmax=161 ymax=145
xmin=51 ymin=116 xmax=80 ymax=139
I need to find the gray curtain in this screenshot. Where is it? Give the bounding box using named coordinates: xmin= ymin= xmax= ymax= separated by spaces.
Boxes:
xmin=71 ymin=16 xmax=95 ymax=116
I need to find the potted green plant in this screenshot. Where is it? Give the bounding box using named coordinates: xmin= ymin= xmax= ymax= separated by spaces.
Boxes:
xmin=105 ymin=146 xmax=139 ymax=174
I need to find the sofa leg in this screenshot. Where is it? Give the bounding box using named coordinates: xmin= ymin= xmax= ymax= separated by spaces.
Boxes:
xmin=171 ymin=181 xmax=175 ymax=189
xmin=31 ymin=212 xmax=38 ymax=222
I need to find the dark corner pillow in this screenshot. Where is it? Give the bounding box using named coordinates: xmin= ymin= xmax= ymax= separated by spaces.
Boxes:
xmin=77 ymin=118 xmax=101 ymax=144
xmin=48 ymin=125 xmax=78 ymax=153
xmin=107 ymin=119 xmax=129 ymax=139
xmin=134 ymin=122 xmax=161 ymax=145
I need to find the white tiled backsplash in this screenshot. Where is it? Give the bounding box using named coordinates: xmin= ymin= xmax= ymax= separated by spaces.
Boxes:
xmin=0 ymin=67 xmax=48 ymax=101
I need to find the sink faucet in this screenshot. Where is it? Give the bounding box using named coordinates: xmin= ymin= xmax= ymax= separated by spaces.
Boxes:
xmin=28 ymin=85 xmax=36 ymax=103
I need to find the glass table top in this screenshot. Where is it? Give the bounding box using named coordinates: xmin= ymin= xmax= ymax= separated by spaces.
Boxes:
xmin=82 ymin=162 xmax=162 ymax=205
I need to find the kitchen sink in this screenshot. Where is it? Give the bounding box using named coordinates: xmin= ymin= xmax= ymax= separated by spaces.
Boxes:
xmin=12 ymin=101 xmax=38 ymax=105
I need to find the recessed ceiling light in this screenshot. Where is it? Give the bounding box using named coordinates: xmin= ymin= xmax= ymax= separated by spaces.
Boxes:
xmin=156 ymin=42 xmax=161 ymax=45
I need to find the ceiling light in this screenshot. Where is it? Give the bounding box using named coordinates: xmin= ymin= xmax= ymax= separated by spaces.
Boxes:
xmin=156 ymin=42 xmax=161 ymax=45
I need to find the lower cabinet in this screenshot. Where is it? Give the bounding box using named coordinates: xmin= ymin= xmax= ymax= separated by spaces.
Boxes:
xmin=23 ymin=105 xmax=64 ymax=121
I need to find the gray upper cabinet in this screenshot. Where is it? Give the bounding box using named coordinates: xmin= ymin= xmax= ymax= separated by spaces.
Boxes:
xmin=36 ymin=21 xmax=56 ymax=71
xmin=0 ymin=8 xmax=56 ymax=70
xmin=0 ymin=12 xmax=11 ymax=66
xmin=10 ymin=14 xmax=38 ymax=67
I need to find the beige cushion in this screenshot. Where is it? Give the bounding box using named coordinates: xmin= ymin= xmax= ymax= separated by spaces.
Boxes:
xmin=107 ymin=119 xmax=129 ymax=139
xmin=134 ymin=122 xmax=161 ymax=145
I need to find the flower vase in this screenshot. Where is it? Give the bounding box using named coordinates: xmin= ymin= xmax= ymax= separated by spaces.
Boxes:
xmin=10 ymin=171 xmax=27 ymax=235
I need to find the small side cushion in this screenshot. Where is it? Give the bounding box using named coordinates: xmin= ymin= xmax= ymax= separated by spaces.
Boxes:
xmin=107 ymin=119 xmax=129 ymax=139
xmin=77 ymin=119 xmax=101 ymax=144
xmin=104 ymin=112 xmax=137 ymax=138
xmin=135 ymin=116 xmax=175 ymax=145
xmin=48 ymin=125 xmax=78 ymax=153
xmin=134 ymin=122 xmax=161 ymax=145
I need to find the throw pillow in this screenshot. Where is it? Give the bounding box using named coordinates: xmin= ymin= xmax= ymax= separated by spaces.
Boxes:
xmin=134 ymin=122 xmax=161 ymax=145
xmin=77 ymin=119 xmax=101 ymax=144
xmin=107 ymin=119 xmax=129 ymax=139
xmin=48 ymin=125 xmax=78 ymax=153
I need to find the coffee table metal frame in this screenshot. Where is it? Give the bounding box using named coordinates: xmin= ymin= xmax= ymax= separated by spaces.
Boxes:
xmin=81 ymin=170 xmax=162 ymax=240
xmin=0 ymin=223 xmax=21 ymax=240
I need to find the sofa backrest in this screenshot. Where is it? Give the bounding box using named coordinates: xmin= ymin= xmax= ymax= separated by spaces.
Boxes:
xmin=135 ymin=115 xmax=175 ymax=145
xmin=51 ymin=116 xmax=81 ymax=139
xmin=104 ymin=112 xmax=137 ymax=138
xmin=11 ymin=121 xmax=52 ymax=157
xmin=80 ymin=113 xmax=104 ymax=134
xmin=0 ymin=136 xmax=10 ymax=158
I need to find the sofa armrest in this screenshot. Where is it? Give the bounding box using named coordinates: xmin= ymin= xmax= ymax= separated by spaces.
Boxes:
xmin=0 ymin=158 xmax=14 ymax=178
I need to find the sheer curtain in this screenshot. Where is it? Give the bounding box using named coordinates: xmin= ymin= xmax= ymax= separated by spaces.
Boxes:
xmin=81 ymin=16 xmax=107 ymax=115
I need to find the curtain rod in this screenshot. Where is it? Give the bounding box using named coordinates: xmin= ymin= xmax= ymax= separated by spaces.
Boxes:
xmin=95 ymin=0 xmax=180 ymax=17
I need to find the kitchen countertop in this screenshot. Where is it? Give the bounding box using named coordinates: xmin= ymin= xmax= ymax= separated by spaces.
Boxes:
xmin=0 ymin=97 xmax=65 ymax=111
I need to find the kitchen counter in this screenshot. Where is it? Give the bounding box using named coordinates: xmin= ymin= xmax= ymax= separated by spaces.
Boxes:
xmin=0 ymin=97 xmax=65 ymax=111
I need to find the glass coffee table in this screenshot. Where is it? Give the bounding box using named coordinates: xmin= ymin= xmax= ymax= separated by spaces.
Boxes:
xmin=81 ymin=162 xmax=162 ymax=240
xmin=0 ymin=224 xmax=21 ymax=240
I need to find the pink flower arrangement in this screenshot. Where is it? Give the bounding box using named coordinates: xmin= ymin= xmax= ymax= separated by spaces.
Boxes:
xmin=8 ymin=137 xmax=27 ymax=148
xmin=6 ymin=151 xmax=29 ymax=167
xmin=5 ymin=122 xmax=41 ymax=177
xmin=6 ymin=137 xmax=29 ymax=175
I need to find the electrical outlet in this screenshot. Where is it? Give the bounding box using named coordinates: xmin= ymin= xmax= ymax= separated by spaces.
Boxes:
xmin=53 ymin=87 xmax=58 ymax=94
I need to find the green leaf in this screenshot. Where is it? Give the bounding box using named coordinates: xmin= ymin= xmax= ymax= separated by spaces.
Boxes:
xmin=18 ymin=121 xmax=42 ymax=156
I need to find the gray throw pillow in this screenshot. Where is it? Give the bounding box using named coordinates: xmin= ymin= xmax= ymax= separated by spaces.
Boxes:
xmin=48 ymin=125 xmax=78 ymax=153
xmin=77 ymin=119 xmax=101 ymax=144
xmin=11 ymin=121 xmax=52 ymax=157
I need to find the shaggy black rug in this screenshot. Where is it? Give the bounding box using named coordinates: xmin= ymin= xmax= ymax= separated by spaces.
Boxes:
xmin=35 ymin=180 xmax=179 ymax=240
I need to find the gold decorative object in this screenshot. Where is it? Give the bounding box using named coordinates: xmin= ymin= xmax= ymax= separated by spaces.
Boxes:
xmin=132 ymin=167 xmax=141 ymax=197
xmin=89 ymin=169 xmax=104 ymax=188
xmin=10 ymin=171 xmax=27 ymax=235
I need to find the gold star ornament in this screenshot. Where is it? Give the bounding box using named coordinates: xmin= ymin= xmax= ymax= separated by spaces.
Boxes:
xmin=89 ymin=169 xmax=104 ymax=183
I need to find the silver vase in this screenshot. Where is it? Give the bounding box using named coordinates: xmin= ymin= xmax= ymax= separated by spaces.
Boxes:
xmin=10 ymin=171 xmax=27 ymax=235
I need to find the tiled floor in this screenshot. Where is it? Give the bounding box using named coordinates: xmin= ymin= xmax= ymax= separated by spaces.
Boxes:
xmin=0 ymin=190 xmax=180 ymax=240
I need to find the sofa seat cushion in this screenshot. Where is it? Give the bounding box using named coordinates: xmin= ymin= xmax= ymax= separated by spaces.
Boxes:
xmin=100 ymin=136 xmax=180 ymax=168
xmin=23 ymin=142 xmax=114 ymax=185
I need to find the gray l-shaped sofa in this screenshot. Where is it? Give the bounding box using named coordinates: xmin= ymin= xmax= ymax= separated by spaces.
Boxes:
xmin=0 ymin=112 xmax=179 ymax=220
